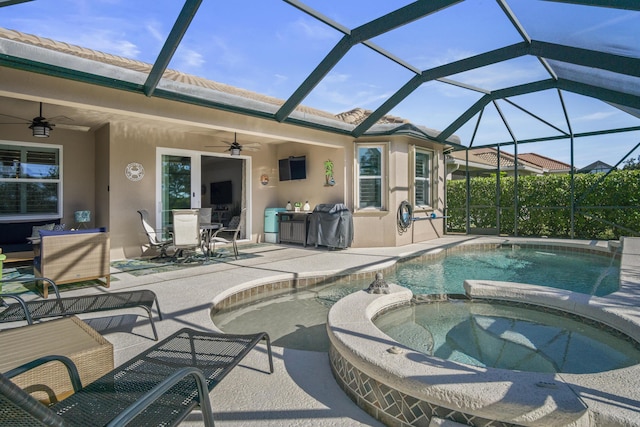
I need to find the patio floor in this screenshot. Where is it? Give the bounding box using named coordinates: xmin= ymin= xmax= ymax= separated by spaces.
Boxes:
xmin=4 ymin=235 xmax=632 ymax=426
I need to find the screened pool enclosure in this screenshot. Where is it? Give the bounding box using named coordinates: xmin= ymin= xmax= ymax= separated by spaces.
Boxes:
xmin=0 ymin=0 xmax=638 ymax=238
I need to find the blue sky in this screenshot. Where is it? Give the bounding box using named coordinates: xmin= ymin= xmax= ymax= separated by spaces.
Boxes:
xmin=2 ymin=0 xmax=639 ymax=169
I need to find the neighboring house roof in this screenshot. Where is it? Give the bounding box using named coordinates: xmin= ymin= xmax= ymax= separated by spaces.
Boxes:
xmin=0 ymin=27 xmax=460 ymax=145
xmin=451 ymin=148 xmax=540 ymax=169
xmin=518 ymin=153 xmax=572 ymax=172
xmin=448 ymin=148 xmax=575 ymax=175
xmin=578 ymin=160 xmax=615 ymax=173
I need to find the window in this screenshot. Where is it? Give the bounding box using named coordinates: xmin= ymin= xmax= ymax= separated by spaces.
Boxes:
xmin=355 ymin=143 xmax=387 ymax=210
xmin=413 ymin=147 xmax=434 ymax=209
xmin=0 ymin=141 xmax=62 ymax=219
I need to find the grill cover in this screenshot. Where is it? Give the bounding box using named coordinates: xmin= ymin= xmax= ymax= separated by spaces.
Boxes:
xmin=307 ymin=203 xmax=353 ymax=249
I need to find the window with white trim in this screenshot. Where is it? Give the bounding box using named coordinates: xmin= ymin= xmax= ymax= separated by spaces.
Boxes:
xmin=0 ymin=141 xmax=62 ymax=219
xmin=413 ymin=148 xmax=433 ymax=209
xmin=355 ymin=143 xmax=387 ymax=210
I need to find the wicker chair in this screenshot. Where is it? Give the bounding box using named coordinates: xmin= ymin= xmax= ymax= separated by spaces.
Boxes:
xmin=0 ymin=328 xmax=273 ymax=426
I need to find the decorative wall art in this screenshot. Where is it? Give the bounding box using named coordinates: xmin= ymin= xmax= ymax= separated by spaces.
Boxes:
xmin=324 ymin=159 xmax=335 ymax=186
xmin=125 ymin=162 xmax=144 ymax=181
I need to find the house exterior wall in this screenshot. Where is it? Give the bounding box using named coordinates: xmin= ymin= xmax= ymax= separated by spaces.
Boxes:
xmin=1 ymin=66 xmax=446 ymax=257
xmin=95 ymin=124 xmax=110 ymax=237
xmin=0 ymin=122 xmax=96 ymax=230
xmin=350 ymin=137 xmax=445 ymax=247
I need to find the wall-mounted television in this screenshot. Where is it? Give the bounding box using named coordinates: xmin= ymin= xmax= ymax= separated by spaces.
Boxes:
xmin=210 ymin=180 xmax=233 ymax=204
xmin=279 ymin=156 xmax=306 ymax=181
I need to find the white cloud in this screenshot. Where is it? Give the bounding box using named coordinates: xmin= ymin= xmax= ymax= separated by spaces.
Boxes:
xmin=574 ymin=111 xmax=618 ymax=122
xmin=176 ymin=49 xmax=205 ymax=71
xmin=210 ymin=36 xmax=245 ymax=68
xmin=289 ymin=18 xmax=336 ymax=41
xmin=146 ymin=21 xmax=165 ymax=44
xmin=311 ymin=73 xmax=394 ymax=111
xmin=273 ymin=74 xmax=288 ymax=85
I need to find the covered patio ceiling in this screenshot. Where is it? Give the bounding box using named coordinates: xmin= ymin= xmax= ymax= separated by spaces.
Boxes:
xmin=0 ymin=0 xmax=638 ymax=163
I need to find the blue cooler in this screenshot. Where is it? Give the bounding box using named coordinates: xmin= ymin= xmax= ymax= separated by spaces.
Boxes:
xmin=264 ymin=208 xmax=286 ymax=243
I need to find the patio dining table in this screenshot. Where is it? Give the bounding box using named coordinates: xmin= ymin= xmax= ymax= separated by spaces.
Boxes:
xmin=200 ymin=222 xmax=222 ymax=257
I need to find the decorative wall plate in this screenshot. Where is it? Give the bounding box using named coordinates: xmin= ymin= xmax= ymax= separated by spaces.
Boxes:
xmin=125 ymin=162 xmax=145 ymax=181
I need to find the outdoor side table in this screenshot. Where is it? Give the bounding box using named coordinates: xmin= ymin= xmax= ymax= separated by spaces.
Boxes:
xmin=0 ymin=316 xmax=114 ymax=404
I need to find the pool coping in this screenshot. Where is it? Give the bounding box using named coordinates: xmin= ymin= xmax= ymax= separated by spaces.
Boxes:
xmin=210 ymin=237 xmax=618 ymax=313
xmin=208 ymin=237 xmax=638 ymax=426
xmin=325 ymin=237 xmax=640 ymax=427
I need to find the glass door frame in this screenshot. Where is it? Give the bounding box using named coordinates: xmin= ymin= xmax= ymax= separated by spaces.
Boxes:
xmin=155 ymin=147 xmax=252 ymax=238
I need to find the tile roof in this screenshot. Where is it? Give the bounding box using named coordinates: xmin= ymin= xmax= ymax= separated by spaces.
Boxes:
xmin=518 ymin=153 xmax=572 ymax=171
xmin=335 ymin=108 xmax=410 ymax=126
xmin=0 ymin=28 xmax=415 ymax=128
xmin=448 ymin=148 xmax=554 ymax=171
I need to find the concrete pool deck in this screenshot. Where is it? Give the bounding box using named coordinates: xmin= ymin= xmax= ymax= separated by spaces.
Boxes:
xmin=7 ymin=235 xmax=640 ymax=426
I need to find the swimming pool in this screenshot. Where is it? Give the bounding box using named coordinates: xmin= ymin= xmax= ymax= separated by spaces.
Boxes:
xmin=374 ymin=299 xmax=640 ymax=374
xmin=392 ymin=247 xmax=619 ymax=296
xmin=211 ymin=246 xmax=620 ymax=351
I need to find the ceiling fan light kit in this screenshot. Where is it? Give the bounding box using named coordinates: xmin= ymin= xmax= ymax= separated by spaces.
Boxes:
xmin=206 ymin=132 xmax=261 ymax=156
xmin=30 ymin=102 xmax=53 ymax=137
xmin=30 ymin=120 xmax=52 ymax=137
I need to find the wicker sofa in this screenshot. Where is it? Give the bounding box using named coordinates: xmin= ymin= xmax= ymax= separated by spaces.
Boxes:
xmin=33 ymin=228 xmax=110 ymax=298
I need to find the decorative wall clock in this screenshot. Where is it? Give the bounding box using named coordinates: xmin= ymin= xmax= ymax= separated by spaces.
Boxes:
xmin=125 ymin=162 xmax=145 ymax=181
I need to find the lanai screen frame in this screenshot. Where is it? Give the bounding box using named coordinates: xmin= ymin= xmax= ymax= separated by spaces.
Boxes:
xmin=0 ymin=0 xmax=638 ymax=238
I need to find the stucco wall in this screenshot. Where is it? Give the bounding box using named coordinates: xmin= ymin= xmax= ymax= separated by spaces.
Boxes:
xmin=350 ymin=137 xmax=445 ymax=247
xmin=95 ymin=124 xmax=110 ymax=234
xmin=274 ymin=142 xmax=345 ymax=212
xmin=0 ymin=125 xmax=96 ymax=229
xmin=1 ymin=67 xmax=447 ymax=257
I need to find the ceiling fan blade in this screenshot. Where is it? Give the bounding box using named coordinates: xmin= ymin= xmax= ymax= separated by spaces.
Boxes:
xmin=47 ymin=115 xmax=74 ymax=123
xmin=55 ymin=123 xmax=91 ymax=132
xmin=0 ymin=122 xmax=31 ymax=125
xmin=0 ymin=112 xmax=30 ymax=122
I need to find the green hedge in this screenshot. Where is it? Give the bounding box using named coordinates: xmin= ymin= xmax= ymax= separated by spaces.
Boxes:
xmin=446 ymin=170 xmax=640 ymax=239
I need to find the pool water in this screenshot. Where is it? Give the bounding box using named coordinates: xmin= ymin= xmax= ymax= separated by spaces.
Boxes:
xmin=393 ymin=248 xmax=619 ymax=296
xmin=211 ymin=247 xmax=620 ymax=352
xmin=374 ymin=300 xmax=640 ymax=374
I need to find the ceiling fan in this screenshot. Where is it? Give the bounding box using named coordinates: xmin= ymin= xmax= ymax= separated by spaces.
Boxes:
xmin=0 ymin=102 xmax=86 ymax=137
xmin=206 ymin=133 xmax=261 ymax=156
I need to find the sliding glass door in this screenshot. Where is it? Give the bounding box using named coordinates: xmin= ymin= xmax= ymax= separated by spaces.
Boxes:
xmin=160 ymin=154 xmax=195 ymax=231
xmin=157 ymin=147 xmax=251 ymax=238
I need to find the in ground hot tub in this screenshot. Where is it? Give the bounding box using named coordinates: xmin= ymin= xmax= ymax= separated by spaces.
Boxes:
xmin=374 ymin=298 xmax=640 ymax=375
xmin=327 ymin=281 xmax=640 ymax=427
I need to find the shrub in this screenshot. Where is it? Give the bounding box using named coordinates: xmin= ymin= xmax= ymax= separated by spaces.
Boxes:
xmin=446 ymin=170 xmax=640 ymax=239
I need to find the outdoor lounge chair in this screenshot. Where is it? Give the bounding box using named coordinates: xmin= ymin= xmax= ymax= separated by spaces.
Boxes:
xmin=0 ymin=278 xmax=162 ymax=340
xmin=0 ymin=327 xmax=273 ymax=426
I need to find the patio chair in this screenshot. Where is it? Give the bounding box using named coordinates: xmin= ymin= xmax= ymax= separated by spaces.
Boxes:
xmin=171 ymin=209 xmax=202 ymax=262
xmin=199 ymin=207 xmax=212 ymax=225
xmin=210 ymin=208 xmax=246 ymax=260
xmin=0 ymin=327 xmax=274 ymax=426
xmin=0 ymin=278 xmax=162 ymax=340
xmin=138 ymin=209 xmax=173 ymax=259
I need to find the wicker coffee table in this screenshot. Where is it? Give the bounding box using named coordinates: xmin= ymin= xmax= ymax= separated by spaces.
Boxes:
xmin=0 ymin=316 xmax=113 ymax=403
